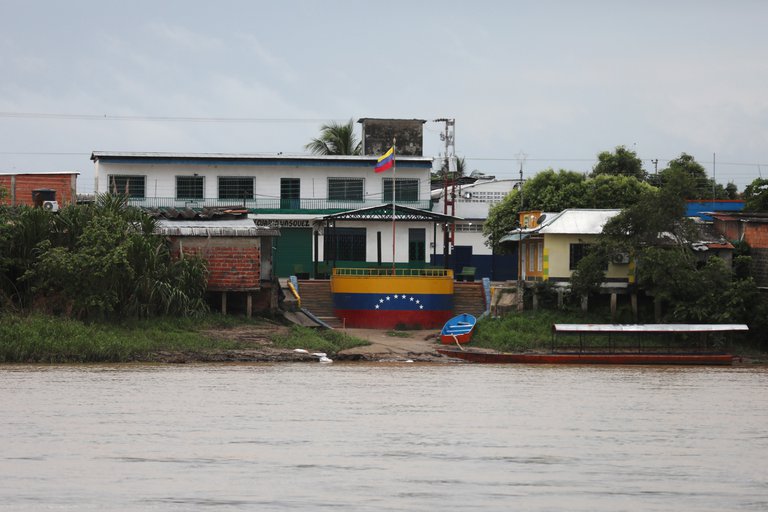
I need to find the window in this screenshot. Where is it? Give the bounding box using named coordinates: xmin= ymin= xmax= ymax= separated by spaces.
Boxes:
xmin=324 ymin=227 xmax=366 ymax=261
xmin=219 ymin=177 xmax=254 ymax=199
xmin=107 ymin=175 xmax=145 ymax=198
xmin=569 ymin=243 xmax=589 ymax=270
xmin=176 ymin=176 xmax=204 ymax=200
xmin=383 ymin=178 xmax=418 ymax=202
xmin=328 ymin=178 xmax=364 ymax=201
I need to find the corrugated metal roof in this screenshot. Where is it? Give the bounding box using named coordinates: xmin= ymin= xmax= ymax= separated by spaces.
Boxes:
xmin=0 ymin=171 xmax=80 ymax=176
xmin=90 ymin=151 xmax=432 ymax=164
xmin=155 ymin=219 xmax=279 ymax=237
xmin=538 ymin=209 xmax=621 ymax=235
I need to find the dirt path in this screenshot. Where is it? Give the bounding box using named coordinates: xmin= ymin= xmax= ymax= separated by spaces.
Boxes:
xmin=169 ymin=323 xmax=449 ymax=363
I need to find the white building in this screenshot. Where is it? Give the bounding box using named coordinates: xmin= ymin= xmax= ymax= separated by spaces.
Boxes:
xmin=91 ymin=151 xmax=448 ymax=277
xmin=431 ymin=177 xmax=518 ymax=279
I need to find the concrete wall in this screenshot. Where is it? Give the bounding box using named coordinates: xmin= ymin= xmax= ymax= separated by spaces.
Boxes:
xmin=360 ymin=119 xmax=424 ymax=156
xmin=0 ymin=173 xmax=77 ymax=207
xmin=544 ymin=234 xmax=630 ymax=281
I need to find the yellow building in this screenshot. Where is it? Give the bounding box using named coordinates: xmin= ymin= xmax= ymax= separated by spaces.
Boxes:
xmin=510 ymin=209 xmax=633 ymax=284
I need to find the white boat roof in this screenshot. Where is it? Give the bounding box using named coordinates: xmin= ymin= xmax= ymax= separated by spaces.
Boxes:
xmin=553 ymin=324 xmax=749 ymax=333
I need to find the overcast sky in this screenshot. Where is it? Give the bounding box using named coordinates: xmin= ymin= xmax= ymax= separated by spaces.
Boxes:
xmin=2 ymin=0 xmax=767 ymax=193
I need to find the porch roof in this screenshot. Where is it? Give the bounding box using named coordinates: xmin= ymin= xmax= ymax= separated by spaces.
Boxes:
xmin=320 ymin=203 xmax=462 ymax=222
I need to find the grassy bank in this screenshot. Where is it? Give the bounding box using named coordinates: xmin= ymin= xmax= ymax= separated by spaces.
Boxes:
xmin=472 ymin=310 xmax=610 ymax=353
xmin=473 ymin=310 xmax=766 ymax=360
xmin=271 ymin=326 xmax=369 ymax=353
xmin=0 ymin=314 xmax=368 ymax=363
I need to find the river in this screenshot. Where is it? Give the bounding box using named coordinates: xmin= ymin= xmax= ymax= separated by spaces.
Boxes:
xmin=1 ymin=363 xmax=767 ymax=511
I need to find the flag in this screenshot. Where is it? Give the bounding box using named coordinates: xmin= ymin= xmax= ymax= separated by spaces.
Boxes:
xmin=374 ymin=146 xmax=395 ymax=173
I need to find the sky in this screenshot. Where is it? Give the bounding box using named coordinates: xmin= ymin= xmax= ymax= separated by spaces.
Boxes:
xmin=1 ymin=0 xmax=767 ymax=193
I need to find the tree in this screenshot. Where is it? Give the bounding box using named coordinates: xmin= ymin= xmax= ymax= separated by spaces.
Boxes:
xmin=484 ymin=169 xmax=654 ymax=248
xmin=657 ymin=153 xmax=726 ymax=199
xmin=1 ymin=196 xmax=208 ymax=319
xmin=431 ymin=156 xmax=467 ymax=186
xmin=304 ymin=119 xmax=362 ymax=155
xmin=591 ymin=145 xmax=646 ymax=181
xmin=742 ymin=178 xmax=768 ymax=211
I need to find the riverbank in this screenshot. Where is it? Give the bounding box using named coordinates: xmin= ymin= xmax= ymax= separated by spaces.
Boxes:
xmin=1 ymin=313 xmax=765 ymax=364
xmin=0 ymin=313 xmax=446 ymax=364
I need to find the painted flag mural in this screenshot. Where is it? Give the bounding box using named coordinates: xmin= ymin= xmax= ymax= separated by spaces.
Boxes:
xmin=331 ymin=273 xmax=454 ymax=329
xmin=374 ymin=146 xmax=395 ymax=173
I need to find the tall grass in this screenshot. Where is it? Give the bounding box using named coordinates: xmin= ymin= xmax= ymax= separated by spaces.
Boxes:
xmin=473 ymin=310 xmax=609 ymax=353
xmin=0 ymin=314 xmax=245 ymax=363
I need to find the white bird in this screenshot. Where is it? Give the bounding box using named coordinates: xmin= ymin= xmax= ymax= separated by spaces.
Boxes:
xmin=318 ymin=356 xmax=333 ymax=363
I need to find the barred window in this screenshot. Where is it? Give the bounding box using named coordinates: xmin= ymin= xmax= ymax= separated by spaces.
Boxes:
xmin=324 ymin=227 xmax=366 ymax=261
xmin=383 ymin=178 xmax=418 ymax=201
xmin=328 ymin=178 xmax=364 ymax=201
xmin=219 ymin=177 xmax=254 ymax=199
xmin=176 ymin=176 xmax=204 ymax=199
xmin=107 ymin=175 xmax=145 ymax=198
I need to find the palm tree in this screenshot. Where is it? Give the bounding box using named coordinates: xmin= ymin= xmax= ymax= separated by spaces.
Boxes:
xmin=304 ymin=119 xmax=362 ymax=155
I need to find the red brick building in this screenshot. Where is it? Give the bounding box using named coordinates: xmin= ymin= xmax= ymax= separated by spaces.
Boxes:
xmin=711 ymin=212 xmax=768 ymax=288
xmin=0 ymin=172 xmax=78 ymax=207
xmin=156 ymin=219 xmax=280 ymax=315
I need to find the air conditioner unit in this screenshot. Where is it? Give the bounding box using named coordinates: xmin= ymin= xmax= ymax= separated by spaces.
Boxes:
xmin=42 ymin=200 xmax=60 ymax=212
xmin=611 ymin=252 xmax=630 ymax=264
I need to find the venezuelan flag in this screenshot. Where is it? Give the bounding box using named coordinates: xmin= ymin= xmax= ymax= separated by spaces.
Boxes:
xmin=332 ymin=273 xmax=454 ymax=329
xmin=374 ymin=146 xmax=395 ymax=173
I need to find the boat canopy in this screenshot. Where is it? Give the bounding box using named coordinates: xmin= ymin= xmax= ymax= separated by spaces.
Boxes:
xmin=552 ymin=324 xmax=749 ymax=334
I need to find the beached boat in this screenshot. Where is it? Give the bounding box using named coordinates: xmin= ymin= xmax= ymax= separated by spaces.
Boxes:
xmin=440 ymin=314 xmax=477 ymax=345
xmin=436 ymin=349 xmax=736 ymax=365
xmin=437 ymin=323 xmax=748 ymax=365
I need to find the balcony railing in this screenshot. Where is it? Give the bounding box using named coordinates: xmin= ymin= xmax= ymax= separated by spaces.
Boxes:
xmin=124 ymin=197 xmax=433 ymax=214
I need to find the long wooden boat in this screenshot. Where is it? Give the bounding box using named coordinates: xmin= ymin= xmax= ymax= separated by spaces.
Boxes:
xmin=436 ymin=349 xmax=735 ymax=366
xmin=439 ymin=314 xmax=476 ymax=345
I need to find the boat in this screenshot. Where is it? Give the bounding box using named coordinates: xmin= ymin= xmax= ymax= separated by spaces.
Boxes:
xmin=440 ymin=314 xmax=477 ymax=345
xmin=437 ymin=323 xmax=747 ymax=365
xmin=436 ymin=348 xmax=736 ymax=365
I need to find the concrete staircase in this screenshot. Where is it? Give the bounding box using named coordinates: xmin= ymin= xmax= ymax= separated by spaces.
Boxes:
xmin=294 ymin=280 xmax=343 ymax=328
xmin=453 ymin=282 xmax=487 ymax=317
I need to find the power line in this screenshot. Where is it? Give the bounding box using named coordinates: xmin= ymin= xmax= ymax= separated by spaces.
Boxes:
xmin=0 ymin=112 xmax=338 ymax=123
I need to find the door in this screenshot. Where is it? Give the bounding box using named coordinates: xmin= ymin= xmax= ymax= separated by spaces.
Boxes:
xmin=280 ymin=178 xmax=300 ymax=210
xmin=274 ymin=228 xmax=312 ymax=277
xmin=408 ymin=228 xmax=426 ymax=263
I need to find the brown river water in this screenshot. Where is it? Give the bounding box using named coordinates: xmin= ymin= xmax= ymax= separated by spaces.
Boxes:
xmin=1 ymin=363 xmax=767 ymax=511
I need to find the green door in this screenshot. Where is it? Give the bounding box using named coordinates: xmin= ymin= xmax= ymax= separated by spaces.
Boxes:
xmin=274 ymin=228 xmax=312 ymax=277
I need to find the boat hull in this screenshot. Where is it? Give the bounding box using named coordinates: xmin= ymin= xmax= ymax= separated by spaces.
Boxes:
xmin=436 ymin=349 xmax=735 ymax=365
xmin=439 ymin=313 xmax=476 ymax=344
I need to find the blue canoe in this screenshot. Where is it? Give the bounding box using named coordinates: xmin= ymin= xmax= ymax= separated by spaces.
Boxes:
xmin=440 ymin=313 xmax=477 ymax=344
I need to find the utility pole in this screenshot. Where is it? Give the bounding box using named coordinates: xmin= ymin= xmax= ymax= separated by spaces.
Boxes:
xmin=435 ymin=118 xmax=456 ymax=271
xmin=515 ymin=151 xmax=527 ymax=309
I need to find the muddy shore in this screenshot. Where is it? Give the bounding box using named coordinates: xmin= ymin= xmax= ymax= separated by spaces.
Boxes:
xmin=148 ymin=324 xmax=453 ymax=363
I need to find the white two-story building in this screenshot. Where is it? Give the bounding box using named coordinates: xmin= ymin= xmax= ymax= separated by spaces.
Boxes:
xmin=91 ymin=151 xmax=450 ymax=277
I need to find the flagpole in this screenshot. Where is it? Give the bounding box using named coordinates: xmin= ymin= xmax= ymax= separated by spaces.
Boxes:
xmin=391 ymin=137 xmax=397 ymax=275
